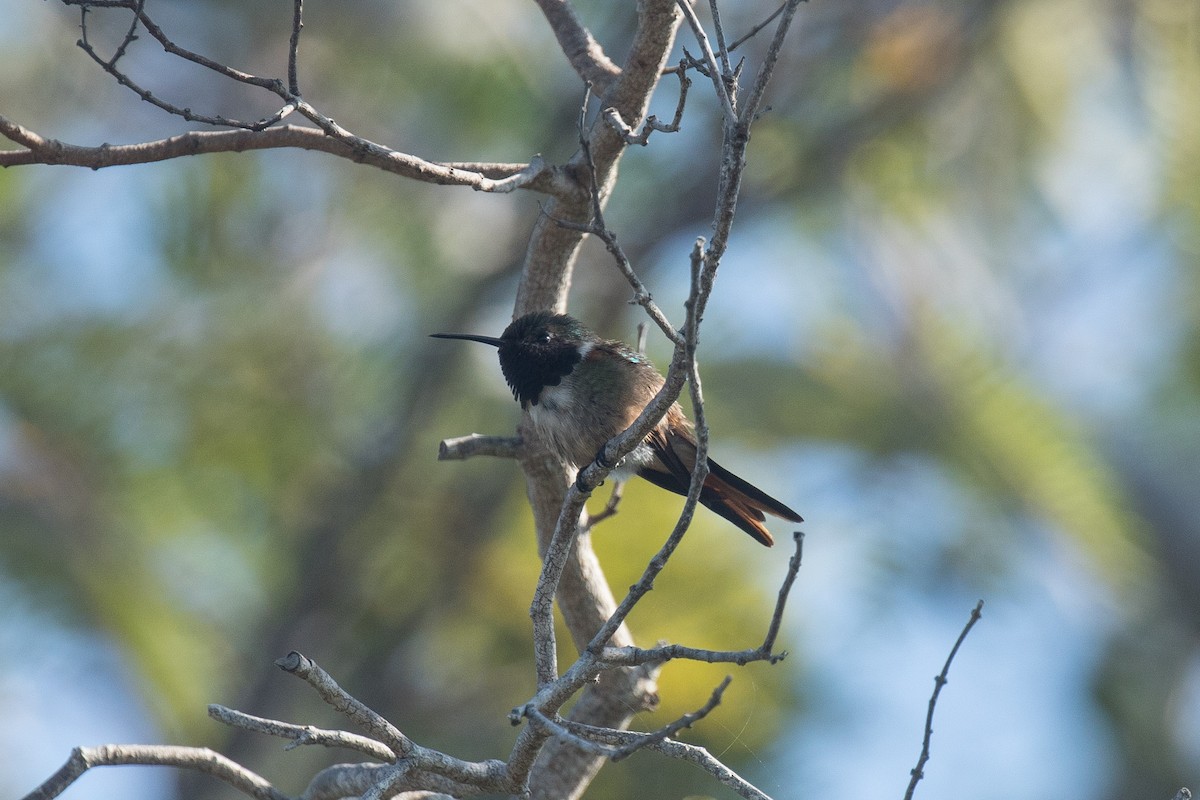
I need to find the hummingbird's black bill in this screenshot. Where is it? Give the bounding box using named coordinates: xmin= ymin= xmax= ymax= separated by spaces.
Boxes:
xmin=429 ymin=332 xmax=504 ymax=347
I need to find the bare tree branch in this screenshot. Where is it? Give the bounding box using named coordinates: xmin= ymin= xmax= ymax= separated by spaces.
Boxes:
xmin=21 ymin=745 xmax=287 ymax=800
xmin=904 ymin=600 xmax=985 ymax=800
xmin=279 ymin=653 xmax=520 ymax=794
xmin=727 ymin=1 xmax=788 ymax=53
xmin=3 ymin=0 xmax=575 ymax=195
xmin=676 ymin=0 xmax=737 ymax=120
xmin=568 ymin=99 xmax=684 ymax=345
xmin=0 ymin=115 xmax=574 ymax=194
xmin=287 ymin=0 xmax=302 ymax=96
xmin=276 ymin=651 xmax=415 ymax=758
xmin=207 ymin=704 xmax=395 ymax=763
xmin=550 ymin=720 xmax=774 ymax=800
xmin=515 ymin=6 xmax=806 ymax=793
xmin=300 ymin=762 xmax=475 ymax=800
xmin=508 ymin=4 xmax=687 ymax=795
xmin=650 ymin=739 xmax=773 ymax=800
xmin=437 ymin=434 xmax=524 ymax=461
xmin=603 ymin=65 xmax=691 ymax=145
xmin=513 ymin=0 xmax=682 ymax=314
xmin=300 ymin=761 xmax=498 ymax=800
xmin=513 ymin=527 xmax=802 ymax=737
xmin=521 ymin=675 xmax=731 ymax=762
xmin=71 ymin=0 xmax=299 ymax=130
xmin=738 ymin=0 xmax=805 ymax=124
xmin=707 ymin=0 xmax=735 ymax=77
xmin=533 ymin=0 xmax=622 ymax=95
xmin=598 ymin=530 xmax=803 ymax=667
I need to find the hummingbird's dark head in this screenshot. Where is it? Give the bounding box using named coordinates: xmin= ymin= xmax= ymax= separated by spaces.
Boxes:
xmin=431 ymin=311 xmax=594 ymax=407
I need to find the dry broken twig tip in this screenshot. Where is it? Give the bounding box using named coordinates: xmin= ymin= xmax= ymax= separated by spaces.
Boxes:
xmin=437 ymin=434 xmax=523 ymax=461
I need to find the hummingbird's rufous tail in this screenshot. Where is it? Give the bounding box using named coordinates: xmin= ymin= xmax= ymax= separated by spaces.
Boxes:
xmin=639 ymin=427 xmax=803 ymax=547
xmin=696 ymin=457 xmax=803 ymax=546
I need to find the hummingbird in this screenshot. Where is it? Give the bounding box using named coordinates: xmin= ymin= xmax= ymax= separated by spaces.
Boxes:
xmin=431 ymin=311 xmax=802 ymax=546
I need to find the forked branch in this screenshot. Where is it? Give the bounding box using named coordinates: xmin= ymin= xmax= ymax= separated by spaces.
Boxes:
xmin=1 ymin=1 xmax=576 ymax=197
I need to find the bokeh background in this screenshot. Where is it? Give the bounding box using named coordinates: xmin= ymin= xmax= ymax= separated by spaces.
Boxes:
xmin=1 ymin=1 xmax=1198 ymax=798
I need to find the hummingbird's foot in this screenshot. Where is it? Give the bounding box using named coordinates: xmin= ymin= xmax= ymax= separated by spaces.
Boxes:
xmin=593 ymin=445 xmax=615 ymax=469
xmin=574 ymin=469 xmax=604 ymax=493
xmin=575 ymin=446 xmax=617 ymax=493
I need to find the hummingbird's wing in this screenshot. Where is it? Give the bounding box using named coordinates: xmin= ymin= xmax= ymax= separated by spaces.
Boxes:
xmin=639 ymin=422 xmax=802 ymax=547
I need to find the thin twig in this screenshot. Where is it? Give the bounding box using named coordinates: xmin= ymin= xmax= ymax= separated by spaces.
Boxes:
xmin=29 ymin=4 xmax=569 ymax=196
xmin=522 ymin=675 xmax=731 ymax=762
xmin=553 ymin=720 xmax=773 ymax=800
xmin=675 ymin=0 xmax=737 ymax=120
xmin=207 ymin=704 xmax=395 ymax=762
xmin=287 ymin=0 xmax=303 ymax=96
xmin=21 ymin=745 xmax=287 ymax=800
xmin=707 ymin=0 xmax=734 ymax=77
xmin=904 ymin=600 xmax=985 ymax=800
xmin=598 ymin=530 xmax=803 ymax=668
xmin=0 ymin=116 xmax=570 ymax=194
xmin=583 ymin=478 xmax=627 ymax=528
xmin=67 ymin=0 xmax=282 ymax=89
xmin=278 ymin=654 xmax=518 ymax=793
xmin=761 ymin=530 xmax=804 ymax=653
xmin=70 ymin=0 xmax=298 ymax=130
xmin=602 ymin=66 xmax=691 ymax=145
xmin=527 ymin=233 xmax=698 ymax=686
xmin=738 ymin=0 xmax=804 ymax=125
xmin=568 ymin=88 xmax=681 ymax=344
xmin=276 ymin=651 xmax=415 ymax=758
xmin=579 ymin=240 xmax=718 ymax=655
xmin=610 ymin=675 xmax=731 ymax=761
xmin=727 ymin=2 xmax=787 ymax=52
xmin=538 ymin=199 xmax=679 ymax=345
xmin=665 ymin=47 xmax=712 ymax=78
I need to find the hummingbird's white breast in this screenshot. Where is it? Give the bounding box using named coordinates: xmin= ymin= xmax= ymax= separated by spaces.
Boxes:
xmin=528 ymin=373 xmax=653 ymax=480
